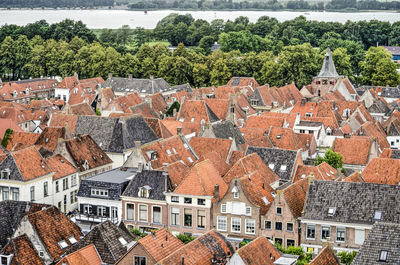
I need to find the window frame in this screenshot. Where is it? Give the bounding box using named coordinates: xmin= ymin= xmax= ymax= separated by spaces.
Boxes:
xmin=231 ymin=217 xmax=241 ymax=233
xmin=379 ymin=250 xmax=388 ymax=262
xmin=306 ymin=224 xmax=316 ymax=240
xmin=197 ymin=209 xmax=206 ymax=229
xmin=275 ymin=221 xmax=283 ymax=231
xmin=221 ymin=204 xmax=227 ymax=213
xmin=264 ymin=220 xmax=272 ymax=230
xmin=171 ymin=207 xmax=180 ymax=226
xmin=184 ymin=208 xmax=193 ymax=227
xmin=286 ymin=222 xmax=294 ymax=232
xmin=276 ymin=207 xmax=282 ymax=215
xmin=321 ymin=226 xmax=330 ymax=241
xmin=126 ymin=203 xmax=135 ymax=221
xmin=336 ymin=227 xmax=346 ymax=242
xmin=245 ymin=219 xmax=255 ymax=234
xmin=138 ymin=204 xmax=148 ymax=222
xmin=152 ymin=206 xmax=162 ymax=224
xmin=134 ymin=256 xmax=147 ymax=265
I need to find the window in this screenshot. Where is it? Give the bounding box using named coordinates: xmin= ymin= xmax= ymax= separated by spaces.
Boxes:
xmin=197 ymin=210 xmax=206 ymax=229
xmin=217 ymin=216 xmax=227 ymax=231
xmin=171 ymin=207 xmax=179 ymax=226
xmin=71 ymin=175 xmax=77 ymax=187
xmin=275 ymin=222 xmax=282 ymax=231
xmin=321 ymin=226 xmax=330 ymax=240
xmin=287 ymin=223 xmax=294 ymax=232
xmin=187 ymin=157 xmax=193 ymax=163
xmin=234 ymin=191 xmax=239 ymax=199
xmin=111 ymin=207 xmax=118 ymax=219
xmin=44 ymin=182 xmax=48 ymax=197
xmin=2 ymin=187 xmax=9 ymax=200
xmin=306 ymin=224 xmax=315 ymax=239
xmin=11 ymin=188 xmax=19 ymax=201
xmin=134 ymin=256 xmax=146 ymax=265
xmin=379 ymin=250 xmax=388 ymax=262
xmin=171 ymin=196 xmax=179 ymax=202
xmin=139 ymin=187 xmax=150 ymax=198
xmin=166 ymin=149 xmax=172 ymax=156
xmin=336 ymin=227 xmax=346 ymax=242
xmin=30 ymin=186 xmax=35 ymax=201
xmin=231 ymin=217 xmax=241 ymax=233
xmin=246 ymin=206 xmax=251 ymax=216
xmin=184 ymin=208 xmax=192 ymax=227
xmin=63 ymin=178 xmax=69 ymax=190
xmin=275 ymin=238 xmax=283 ymax=245
xmin=374 ymin=210 xmax=382 ymax=220
xmin=70 ymin=191 xmax=74 ymax=204
xmin=152 ymin=206 xmax=161 ymax=224
xmin=119 ymin=237 xmax=127 ymax=246
xmin=305 ymin=113 xmax=312 ymax=117
xmin=139 ymin=205 xmax=148 ymax=222
xmin=245 ymin=219 xmax=255 ymax=234
xmin=127 ymin=204 xmax=135 ymax=220
xmin=69 ymin=236 xmax=77 ymax=244
xmin=268 ymin=163 xmax=275 ymax=170
xmin=328 ymin=207 xmax=336 ymax=216
xmin=276 ymin=207 xmax=282 ymax=215
xmin=221 ymin=204 xmax=227 ymax=213
xmin=58 ymin=240 xmax=68 ymax=249
xmin=184 ymin=197 xmax=192 ymax=204
xmin=280 ymin=165 xmax=287 ymax=172
xmin=287 ymin=239 xmax=295 ymax=247
xmin=91 ymin=188 xmax=108 ymax=197
xmin=197 ymin=198 xmax=205 ymax=206
xmin=56 ymin=181 xmax=59 ymax=193
xmin=264 ymin=220 xmax=271 ymax=230
xmin=98 ymin=206 xmax=107 ymax=217
xmin=300 ymin=129 xmax=305 ymax=133
xmin=83 ymin=204 xmax=92 ymax=215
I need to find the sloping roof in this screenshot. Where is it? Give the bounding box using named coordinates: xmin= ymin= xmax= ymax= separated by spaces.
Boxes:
xmin=352 ymin=222 xmax=400 ymax=265
xmin=6 ymin=131 xmax=39 ymax=151
xmin=189 ymin=137 xmax=232 ymax=163
xmin=49 ymin=113 xmax=79 ymax=133
xmin=210 ymin=120 xmax=246 ymax=146
xmin=227 ymin=77 xmax=259 ymax=89
xmin=102 ymin=77 xmax=171 ymax=95
xmin=237 ymin=236 xmax=281 ymax=265
xmin=66 ymin=221 xmax=135 ymax=264
xmin=0 ymin=201 xmax=48 ymax=249
xmin=333 ymin=137 xmax=372 ymax=165
xmin=166 ymin=161 xmax=190 ymax=187
xmin=122 ymin=170 xmax=173 ymax=200
xmin=361 ymin=157 xmax=400 ymax=185
xmin=318 ymin=47 xmax=339 ymax=78
xmin=69 ymin=102 xmax=96 ymax=116
xmin=158 ymin=230 xmax=233 ymax=265
xmin=267 ymin=127 xmax=306 ymax=151
xmin=177 ymin=100 xmax=219 ymax=123
xmin=174 ymin=159 xmax=227 ymax=199
xmin=28 ymin=206 xmax=83 ymax=260
xmin=245 ymin=116 xmax=284 ymax=129
xmin=197 ymin=151 xmax=231 ymax=176
xmin=309 ymin=245 xmax=339 ymax=265
xmin=0 ymin=118 xmax=22 ymax=137
xmin=1 ymin=234 xmax=44 ymax=265
xmin=204 ymin=99 xmax=229 ymax=120
xmin=246 ymin=146 xmax=299 ymax=181
xmin=55 ymin=244 xmax=101 ymax=265
xmin=283 ymin=177 xmax=309 ymax=218
xmin=35 ymin=126 xmax=66 ymax=152
xmin=46 ymin=154 xmax=78 ymax=180
xmin=137 ymin=229 xmax=184 ymax=262
xmin=302 ymin=180 xmax=400 ymax=224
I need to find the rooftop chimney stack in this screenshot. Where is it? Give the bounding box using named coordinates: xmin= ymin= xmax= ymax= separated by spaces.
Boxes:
xmin=128 ymin=74 xmax=132 ymax=80
xmin=108 ymin=73 xmax=112 ymax=79
xmin=177 ymin=127 xmax=182 ymax=135
xmin=214 ymin=184 xmax=220 ymax=201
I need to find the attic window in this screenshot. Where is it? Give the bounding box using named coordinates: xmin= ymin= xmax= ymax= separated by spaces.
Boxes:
xmin=41 ymin=163 xmax=45 ymax=169
xmin=172 ymin=148 xmax=177 ymax=154
xmin=58 ymin=240 xmax=68 ymax=249
xmin=118 ymin=237 xmax=127 ymax=246
xmin=68 ymin=236 xmax=77 ymax=244
xmin=139 ymin=186 xmax=151 ymax=198
xmin=328 ymin=207 xmax=336 ymax=216
xmin=262 ymin=196 xmax=269 ymax=205
xmin=45 ymin=138 xmax=49 ymax=143
xmin=166 ymin=149 xmax=172 ymax=156
xmin=280 ymin=165 xmax=287 ymax=172
xmin=179 ymin=118 xmax=185 ymax=122
xmin=191 ymin=118 xmax=195 ymax=123
xmin=329 ymin=170 xmax=335 ymax=174
xmin=374 ymin=210 xmax=382 ymax=220
xmin=269 ymin=164 xmax=275 ymax=170
xmin=1 ymin=169 xmax=11 ymax=179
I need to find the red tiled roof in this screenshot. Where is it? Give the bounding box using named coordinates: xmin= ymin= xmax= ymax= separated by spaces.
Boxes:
xmin=268 ymin=127 xmax=306 ymax=151
xmin=189 ymin=137 xmax=232 ymax=163
xmin=204 ymin=99 xmax=229 ymax=120
xmin=0 ymin=118 xmax=22 ymax=138
xmin=244 ymin=116 xmax=284 ymax=129
xmin=283 ymin=177 xmax=309 ymax=218
xmin=2 ymin=234 xmax=44 ymax=265
xmin=56 ymin=244 xmax=101 ymax=265
xmin=46 ymin=154 xmax=78 ymax=180
xmin=228 ymin=150 xmax=245 ymax=165
xmin=49 ymin=114 xmax=79 ymax=133
xmin=343 ymin=171 xmax=365 ymax=183
xmin=12 ymin=146 xmax=52 ymax=181
xmin=69 ymin=103 xmax=96 ymax=116
xmin=149 ymin=93 xmax=167 ymax=115
xmin=361 ymin=157 xmax=400 ymax=185
xmin=167 ymin=161 xmax=190 ymax=187
xmin=6 ymin=131 xmax=39 ymax=151
xmin=196 ymin=151 xmax=231 ymax=176
xmin=35 ymin=126 xmax=66 ymax=152
xmin=309 ymin=245 xmax=340 ymax=265
xmin=138 ymin=229 xmax=184 ymax=262
xmin=333 ymin=137 xmax=372 ymax=165
xmin=238 ymin=236 xmax=281 ymax=265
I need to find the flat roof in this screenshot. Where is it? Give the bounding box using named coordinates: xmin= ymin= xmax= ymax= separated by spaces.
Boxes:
xmin=87 ymin=167 xmax=138 ymax=184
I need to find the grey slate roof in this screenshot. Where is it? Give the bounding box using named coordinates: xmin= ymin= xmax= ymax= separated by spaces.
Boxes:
xmin=367 ymin=99 xmax=390 ymax=115
xmin=318 ymin=47 xmax=339 ymax=78
xmin=380 ymin=86 xmax=400 ymax=98
xmin=77 ymin=167 xmax=137 ymax=201
xmin=122 ymin=170 xmax=173 ymax=201
xmin=205 ymin=103 xmax=220 ymax=123
xmin=171 ymin=83 xmax=192 ymax=93
xmin=387 ymin=122 xmax=400 ymax=136
xmin=0 ymin=154 xmax=23 ymax=181
xmin=0 ymin=201 xmax=50 ymax=249
xmin=245 ymin=146 xmax=297 ymax=181
xmin=352 ymin=222 xmax=400 ymax=265
xmin=102 ymin=77 xmax=171 ymax=95
xmin=383 ymin=46 xmax=400 ymax=55
xmin=211 ymin=120 xmax=246 ymax=146
xmin=297 ymin=121 xmax=322 ymax=127
xmin=390 ymin=149 xmax=400 ymax=159
xmin=302 ymin=181 xmax=400 ymax=224
xmin=74 ymin=115 xmax=158 ymax=153
xmin=249 ymin=88 xmax=264 ymax=106
xmin=66 ymin=220 xmax=135 ymax=264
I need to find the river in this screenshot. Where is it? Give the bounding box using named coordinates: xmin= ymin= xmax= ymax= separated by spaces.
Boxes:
xmin=0 ymin=9 xmax=399 ymax=29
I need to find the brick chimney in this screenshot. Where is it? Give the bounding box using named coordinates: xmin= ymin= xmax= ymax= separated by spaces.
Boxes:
xmin=214 ymin=184 xmax=220 ymax=201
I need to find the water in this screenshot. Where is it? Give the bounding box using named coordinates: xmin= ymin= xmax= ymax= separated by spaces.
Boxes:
xmin=0 ymin=9 xmax=399 ymax=29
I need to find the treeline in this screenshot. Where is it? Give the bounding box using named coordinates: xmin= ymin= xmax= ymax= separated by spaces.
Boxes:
xmin=128 ymin=0 xmax=400 ymax=11
xmin=0 ymin=34 xmax=398 ymax=89
xmin=150 ymin=14 xmax=400 ymax=49
xmin=0 ymin=0 xmax=113 ymax=8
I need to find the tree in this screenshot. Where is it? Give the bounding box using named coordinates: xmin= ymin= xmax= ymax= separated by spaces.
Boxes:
xmin=210 ymin=58 xmax=231 ymax=86
xmin=338 ymin=251 xmax=357 ymax=265
xmin=1 ymin=129 xmax=14 ymax=148
xmin=0 ymin=36 xmax=16 ymax=79
xmin=198 ymin=35 xmax=215 ymax=54
xmin=315 ymin=149 xmax=344 ymax=169
xmin=165 ymin=101 xmax=180 ymax=117
xmin=360 ymin=46 xmax=400 ymax=86
xmin=176 ymin=233 xmax=195 ymax=244
xmin=193 ymin=63 xmax=209 ymax=87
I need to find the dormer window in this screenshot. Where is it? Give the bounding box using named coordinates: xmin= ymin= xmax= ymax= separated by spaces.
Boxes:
xmin=301 ymin=174 xmax=306 ymax=179
xmin=276 ymin=135 xmax=281 ymax=139
xmin=139 ymin=186 xmax=151 ymax=198
xmin=91 ymin=188 xmax=108 ymax=197
xmin=1 ymin=169 xmax=11 ymax=179
xmin=328 ymin=207 xmax=336 ymax=216
xmin=187 ymin=157 xmax=193 ymax=163
xmin=374 ymin=210 xmax=382 ymax=220
xmin=166 ymin=149 xmax=172 ymax=156
xmin=232 ymin=186 xmax=239 ymax=199
xmin=280 ymin=165 xmax=287 ymax=172
xmin=305 ymin=112 xmax=312 ymax=117
xmin=83 ymin=160 xmax=89 ymax=171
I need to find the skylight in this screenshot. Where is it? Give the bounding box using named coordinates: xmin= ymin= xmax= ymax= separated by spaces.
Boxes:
xmin=187 ymin=157 xmax=193 ymax=163
xmin=328 ymin=207 xmax=336 ymax=216
xmin=374 ymin=210 xmax=382 ymax=220
xmin=280 ymin=165 xmax=287 ymax=172
xmin=166 ymin=149 xmax=172 ymax=156
xmin=269 ymin=163 xmax=275 ymax=170
xmin=68 ymin=236 xmax=77 ymax=244
xmin=58 ymin=240 xmax=68 ymax=249
xmin=119 ymin=237 xmax=127 ymax=246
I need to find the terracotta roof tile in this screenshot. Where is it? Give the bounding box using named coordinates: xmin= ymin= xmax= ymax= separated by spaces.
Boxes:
xmin=112 ymin=92 xmax=142 ymax=113
xmin=174 ymin=159 xmax=227 ymax=199
xmin=2 ymin=234 xmax=44 ymax=265
xmin=244 ymin=116 xmax=284 ymax=129
xmin=46 ymin=154 xmax=78 ymax=180
xmin=196 ymin=151 xmax=231 ymax=176
xmin=189 ymin=137 xmax=232 ymax=163
xmin=361 ymin=157 xmax=400 ymax=184
xmin=293 ymin=163 xmax=336 ymax=183
xmin=177 ymin=100 xmax=219 ymax=123
xmin=283 ymin=177 xmax=309 ymax=218
xmin=204 ymin=99 xmax=229 ymax=120
xmin=237 ymin=236 xmax=281 ymax=265
xmin=138 ymin=229 xmax=184 ymax=262
xmin=309 ymin=245 xmax=339 ymax=265
xmin=359 ymin=121 xmax=389 ymax=150
xmin=68 ymin=103 xmax=96 ymax=116
xmin=158 ymin=230 xmax=233 ymax=265
xmin=35 ymin=126 xmax=66 ymax=152
xmin=149 ymin=93 xmax=167 ymax=115
xmin=167 ymin=161 xmax=190 ymax=186
xmin=49 ymin=114 xmax=79 ymax=133
xmin=28 ymin=206 xmax=83 ymax=260
xmin=59 ymin=75 xmax=79 ymax=89
xmin=227 ymin=77 xmax=259 ymax=89
xmin=129 ymin=102 xmax=160 ymax=119
xmin=343 ymin=171 xmax=365 ymax=182
xmin=224 ymin=153 xmax=279 ymax=186
xmin=144 ymin=118 xmax=173 ymax=139
xmin=333 ymin=137 xmax=372 ymax=165
xmin=228 ymin=150 xmax=245 ymax=165
xmin=5 ymin=131 xmax=38 ymax=151
xmin=268 ymin=127 xmax=306 ymax=151
xmin=56 ymin=244 xmax=101 ymax=265
xmin=11 ymin=146 xmax=52 ymax=181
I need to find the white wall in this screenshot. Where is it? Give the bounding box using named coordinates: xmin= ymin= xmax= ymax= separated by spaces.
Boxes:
xmin=387 ymin=136 xmax=400 ymax=149
xmin=54 ymin=88 xmax=70 ymax=102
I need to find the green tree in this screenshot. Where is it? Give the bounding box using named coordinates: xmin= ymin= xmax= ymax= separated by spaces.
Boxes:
xmin=198 ymin=35 xmax=215 ymax=54
xmin=1 ymin=129 xmax=14 ymax=148
xmin=193 ymin=63 xmax=209 ymax=87
xmin=165 ymin=101 xmax=180 ymax=117
xmin=338 ymin=251 xmax=357 ymax=265
xmin=315 ymin=149 xmax=344 ymax=169
xmin=210 ymin=58 xmax=231 ymax=86
xmin=360 ymin=46 xmax=400 ymax=86
xmin=176 ymin=233 xmax=195 ymax=244
xmin=0 ymin=36 xmax=16 ymax=79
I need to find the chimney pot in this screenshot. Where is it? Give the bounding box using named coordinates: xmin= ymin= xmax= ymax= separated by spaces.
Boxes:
xmin=177 ymin=127 xmax=182 ymax=135
xmin=128 ymin=74 xmax=132 ymax=79
xmin=138 ymin=162 xmax=143 ymax=172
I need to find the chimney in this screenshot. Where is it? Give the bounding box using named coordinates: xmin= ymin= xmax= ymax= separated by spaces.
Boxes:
xmin=128 ymin=74 xmax=132 ymax=80
xmin=214 ymin=184 xmax=220 ymax=201
xmin=301 ymin=98 xmax=306 ymax=106
xmin=173 ymin=108 xmax=177 ymax=117
xmin=0 ymin=78 xmax=2 ymax=88
xmin=134 ymin=140 xmax=141 ymax=156
xmin=138 ymin=162 xmax=143 ymax=172
xmin=182 ymin=256 xmax=185 ymax=265
xmin=74 ymin=72 xmax=79 ymax=79
xmin=177 ymin=127 xmax=182 ymax=135
xmin=108 ymin=73 xmax=112 ymax=79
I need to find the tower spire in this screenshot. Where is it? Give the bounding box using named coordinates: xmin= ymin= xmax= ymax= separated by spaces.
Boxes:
xmin=318 ymin=47 xmax=339 ymax=78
